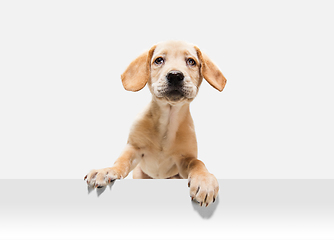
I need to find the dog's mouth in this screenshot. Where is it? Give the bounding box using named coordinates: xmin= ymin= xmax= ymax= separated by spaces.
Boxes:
xmin=164 ymin=88 xmax=186 ymax=101
xmin=153 ymin=79 xmax=197 ymax=102
xmin=168 ymin=89 xmax=183 ymax=96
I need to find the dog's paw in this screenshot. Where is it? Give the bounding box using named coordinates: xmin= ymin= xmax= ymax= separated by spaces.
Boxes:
xmin=188 ymin=172 xmax=219 ymax=207
xmin=84 ymin=167 xmax=123 ymax=188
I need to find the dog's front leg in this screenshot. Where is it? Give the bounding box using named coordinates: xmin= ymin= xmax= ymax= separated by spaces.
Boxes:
xmin=178 ymin=157 xmax=219 ymax=207
xmin=85 ymin=144 xmax=139 ymax=188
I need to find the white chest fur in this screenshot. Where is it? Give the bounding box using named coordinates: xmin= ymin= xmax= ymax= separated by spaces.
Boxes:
xmin=138 ymin=102 xmax=186 ymax=178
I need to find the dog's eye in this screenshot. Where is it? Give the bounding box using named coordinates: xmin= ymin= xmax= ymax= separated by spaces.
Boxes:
xmin=154 ymin=57 xmax=164 ymax=65
xmin=187 ymin=58 xmax=196 ymax=66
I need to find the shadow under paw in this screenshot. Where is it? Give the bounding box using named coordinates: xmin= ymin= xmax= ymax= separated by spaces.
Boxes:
xmin=191 ymin=196 xmax=219 ymax=219
xmin=87 ymin=181 xmax=115 ymax=197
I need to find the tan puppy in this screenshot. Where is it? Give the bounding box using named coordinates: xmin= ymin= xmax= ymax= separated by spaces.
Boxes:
xmin=84 ymin=41 xmax=227 ymax=207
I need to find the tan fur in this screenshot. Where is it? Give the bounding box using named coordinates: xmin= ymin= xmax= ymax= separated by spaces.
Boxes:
xmin=195 ymin=46 xmax=227 ymax=92
xmin=85 ymin=41 xmax=227 ymax=207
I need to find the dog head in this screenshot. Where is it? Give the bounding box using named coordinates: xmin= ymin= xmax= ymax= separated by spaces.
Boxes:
xmin=121 ymin=41 xmax=227 ymax=103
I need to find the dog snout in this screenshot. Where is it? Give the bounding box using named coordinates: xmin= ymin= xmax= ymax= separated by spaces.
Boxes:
xmin=166 ymin=71 xmax=184 ymax=85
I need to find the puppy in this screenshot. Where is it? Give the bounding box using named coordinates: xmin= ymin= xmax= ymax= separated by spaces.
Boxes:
xmin=84 ymin=40 xmax=227 ymax=207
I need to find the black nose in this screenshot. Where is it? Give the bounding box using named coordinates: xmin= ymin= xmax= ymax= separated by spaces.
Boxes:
xmin=166 ymin=71 xmax=184 ymax=85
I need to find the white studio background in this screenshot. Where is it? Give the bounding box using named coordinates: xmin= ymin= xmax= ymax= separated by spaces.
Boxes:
xmin=0 ymin=1 xmax=333 ymax=180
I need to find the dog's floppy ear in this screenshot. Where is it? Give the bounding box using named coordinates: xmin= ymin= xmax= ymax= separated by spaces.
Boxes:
xmin=121 ymin=46 xmax=156 ymax=92
xmin=195 ymin=46 xmax=227 ymax=92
